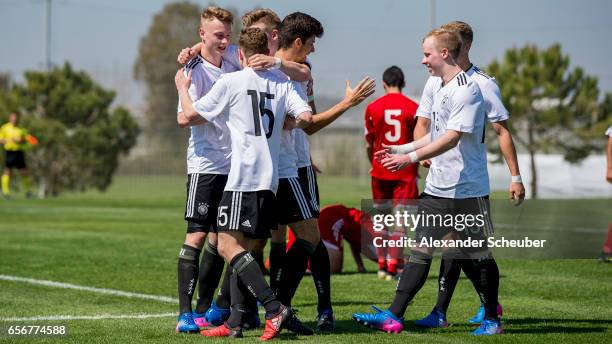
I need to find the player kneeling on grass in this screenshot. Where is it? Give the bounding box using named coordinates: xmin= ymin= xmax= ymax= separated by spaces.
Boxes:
xmin=352 ymin=28 xmax=503 ymax=336
xmin=284 ymin=204 xmax=380 ymax=274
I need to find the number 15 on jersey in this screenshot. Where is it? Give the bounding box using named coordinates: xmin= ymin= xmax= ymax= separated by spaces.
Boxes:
xmin=247 ymin=90 xmax=275 ymax=139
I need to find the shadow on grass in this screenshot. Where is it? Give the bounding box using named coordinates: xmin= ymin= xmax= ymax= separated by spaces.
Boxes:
xmin=294 ymin=300 xmax=389 ymax=308
xmin=501 ymin=317 xmax=609 ymax=334
xmin=332 ymin=272 xmax=507 ymax=281
xmin=333 ymin=319 xmax=388 ymax=334
xmin=271 ymin=320 xmax=374 ymax=339
xmin=507 ymin=318 xmax=610 ymax=325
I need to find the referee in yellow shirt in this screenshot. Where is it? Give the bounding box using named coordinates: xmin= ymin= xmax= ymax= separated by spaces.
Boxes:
xmin=0 ymin=113 xmax=32 ymax=199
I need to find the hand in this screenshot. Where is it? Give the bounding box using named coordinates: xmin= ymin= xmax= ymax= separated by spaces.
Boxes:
xmin=177 ymin=47 xmax=198 ymax=65
xmin=420 ymin=159 xmax=432 ymax=168
xmin=247 ymin=54 xmax=276 ymax=70
xmin=375 ymin=143 xmax=403 ymax=159
xmin=283 ymin=116 xmax=297 ymax=130
xmin=607 ymin=168 xmax=612 ymax=184
xmin=343 ymin=77 xmax=376 ymax=107
xmin=381 ymin=153 xmax=413 ymax=172
xmin=373 ymin=147 xmax=391 ymax=163
xmin=311 ymin=163 xmax=322 ymax=174
xmin=174 ymin=69 xmax=192 ymax=91
xmin=509 ymin=182 xmax=525 ymax=206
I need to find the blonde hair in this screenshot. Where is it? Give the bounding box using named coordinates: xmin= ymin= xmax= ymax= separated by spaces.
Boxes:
xmin=423 ymin=28 xmax=462 ymax=60
xmin=201 ymin=6 xmax=233 ymax=24
xmin=239 ymin=27 xmax=269 ymax=59
xmin=441 ymin=21 xmax=473 ymax=46
xmin=242 ymin=9 xmax=281 ymax=30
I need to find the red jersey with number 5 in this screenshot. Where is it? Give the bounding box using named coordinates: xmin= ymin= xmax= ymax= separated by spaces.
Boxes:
xmin=365 ymin=93 xmax=419 ymax=180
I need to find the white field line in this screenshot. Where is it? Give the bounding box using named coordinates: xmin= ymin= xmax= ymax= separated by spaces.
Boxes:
xmin=0 ymin=313 xmax=176 ymax=322
xmin=0 ymin=275 xmax=177 ymax=304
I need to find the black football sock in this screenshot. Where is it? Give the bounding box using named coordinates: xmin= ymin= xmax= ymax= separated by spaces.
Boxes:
xmin=252 ymin=249 xmax=266 ymax=273
xmin=269 ymin=242 xmax=286 ymax=294
xmin=215 ymin=264 xmax=232 ymax=309
xmin=226 ymin=272 xmax=247 ymax=328
xmin=177 ymin=244 xmax=201 ymax=314
xmin=434 ymin=250 xmax=462 ymax=315
xmin=226 ymin=272 xmax=259 ymax=328
xmin=230 ymin=251 xmax=280 ymax=319
xmin=310 ymin=240 xmax=332 ymax=313
xmin=388 ymin=251 xmax=432 ymax=318
xmin=461 ymin=253 xmax=500 ymax=319
xmin=277 ymin=238 xmax=315 ymax=306
xmin=195 ymin=241 xmax=225 ymax=314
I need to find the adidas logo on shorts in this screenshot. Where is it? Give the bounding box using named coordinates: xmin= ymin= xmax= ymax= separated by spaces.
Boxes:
xmin=241 ymin=219 xmax=251 ymax=228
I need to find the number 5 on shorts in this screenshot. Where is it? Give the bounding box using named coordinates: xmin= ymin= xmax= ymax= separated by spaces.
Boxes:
xmin=218 ymin=205 xmax=228 ymax=227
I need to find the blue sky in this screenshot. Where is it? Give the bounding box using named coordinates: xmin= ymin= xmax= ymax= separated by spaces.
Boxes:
xmin=1 ymin=0 xmax=611 ymax=109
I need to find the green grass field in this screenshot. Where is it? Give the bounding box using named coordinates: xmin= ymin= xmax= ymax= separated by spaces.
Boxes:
xmin=1 ymin=175 xmax=611 ymax=343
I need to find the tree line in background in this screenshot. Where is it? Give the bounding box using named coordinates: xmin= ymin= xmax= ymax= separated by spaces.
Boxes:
xmin=486 ymin=44 xmax=611 ymax=198
xmin=0 ymin=64 xmax=139 ymax=197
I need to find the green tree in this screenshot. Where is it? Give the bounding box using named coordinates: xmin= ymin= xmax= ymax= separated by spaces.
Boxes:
xmin=0 ymin=63 xmax=139 ymax=197
xmin=134 ymin=1 xmax=241 ymax=153
xmin=487 ymin=44 xmax=611 ymax=198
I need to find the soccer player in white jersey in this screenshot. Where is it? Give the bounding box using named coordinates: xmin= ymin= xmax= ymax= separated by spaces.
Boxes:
xmin=353 ymin=28 xmax=503 ymax=336
xmin=267 ymin=12 xmax=375 ymax=334
xmin=176 ymin=9 xmax=315 ymax=331
xmin=175 ymin=27 xmax=314 ymax=340
xmin=173 ymin=7 xmax=239 ymax=333
xmin=411 ymin=21 xmax=520 ymax=328
xmin=178 ymin=9 xmax=313 ymax=85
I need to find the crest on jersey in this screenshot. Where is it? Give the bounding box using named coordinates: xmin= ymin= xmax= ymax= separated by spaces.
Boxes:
xmin=441 ymin=94 xmax=449 ymax=111
xmin=197 ymin=203 xmax=209 ymax=216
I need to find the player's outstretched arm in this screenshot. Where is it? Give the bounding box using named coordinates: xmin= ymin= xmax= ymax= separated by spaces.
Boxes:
xmin=372 ymin=135 xmax=432 ymax=164
xmin=491 ymin=120 xmax=525 ymax=204
xmin=247 ymin=55 xmax=312 ymax=82
xmin=303 ymin=77 xmax=376 ymax=135
xmin=285 ymin=111 xmax=314 ymax=130
xmin=379 ymin=130 xmax=462 ymax=172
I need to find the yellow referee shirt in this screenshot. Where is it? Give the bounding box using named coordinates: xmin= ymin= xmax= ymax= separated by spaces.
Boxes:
xmin=0 ymin=122 xmax=28 ymax=151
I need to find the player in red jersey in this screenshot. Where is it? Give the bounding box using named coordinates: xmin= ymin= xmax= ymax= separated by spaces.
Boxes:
xmin=364 ymin=66 xmax=419 ymax=279
xmin=286 ymin=204 xmax=378 ymax=273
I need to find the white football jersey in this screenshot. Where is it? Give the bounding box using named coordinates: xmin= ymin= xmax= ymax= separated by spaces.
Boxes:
xmin=422 ymin=71 xmax=489 ymax=198
xmin=223 ymin=44 xmax=241 ymax=71
xmin=279 ymin=128 xmax=299 ymax=178
xmin=295 ymin=78 xmax=312 ymax=168
xmin=268 ymin=69 xmax=300 ymax=179
xmin=192 ymin=68 xmax=311 ymax=193
xmin=417 ymin=64 xmax=509 ymax=123
xmin=178 ymin=54 xmax=239 ymax=174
